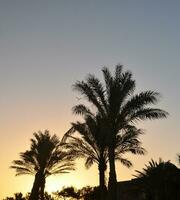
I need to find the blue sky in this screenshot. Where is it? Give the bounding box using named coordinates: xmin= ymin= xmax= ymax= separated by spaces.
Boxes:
xmin=0 ymin=0 xmax=180 ymax=198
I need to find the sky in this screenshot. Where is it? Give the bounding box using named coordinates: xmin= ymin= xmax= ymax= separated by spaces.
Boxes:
xmin=0 ymin=0 xmax=180 ymax=198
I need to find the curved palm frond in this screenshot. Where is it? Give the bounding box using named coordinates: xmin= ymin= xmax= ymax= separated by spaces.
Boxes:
xmin=73 ymin=81 xmax=105 ymax=116
xmin=72 ymin=104 xmax=95 ymax=117
xmin=65 ymin=135 xmax=100 ymax=165
xmin=128 ymin=108 xmax=168 ymax=122
xmin=115 ymin=127 xmax=146 ymax=155
xmin=85 ymin=156 xmax=95 ymax=169
xmin=86 ymin=74 xmax=108 ymax=113
xmin=121 ymin=91 xmax=160 ymax=116
xmin=115 ymin=156 xmax=133 ymax=168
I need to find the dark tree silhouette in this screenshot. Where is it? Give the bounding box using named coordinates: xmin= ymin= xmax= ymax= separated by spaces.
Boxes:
xmin=55 ymin=186 xmax=99 ymax=200
xmin=43 ymin=192 xmax=54 ymax=200
xmin=3 ymin=193 xmax=25 ymax=200
xmin=79 ymin=186 xmax=100 ymax=200
xmin=134 ymin=158 xmax=180 ymax=200
xmin=63 ymin=115 xmax=146 ymax=200
xmin=72 ymin=65 xmax=168 ymax=200
xmin=3 ymin=192 xmax=54 ymax=200
xmin=57 ymin=186 xmax=80 ymax=200
xmin=14 ymin=193 xmax=25 ymax=200
xmin=11 ymin=130 xmax=75 ymax=200
xmin=63 ymin=115 xmax=108 ymax=200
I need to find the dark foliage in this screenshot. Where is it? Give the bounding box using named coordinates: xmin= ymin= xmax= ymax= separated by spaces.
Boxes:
xmin=134 ymin=159 xmax=180 ymax=200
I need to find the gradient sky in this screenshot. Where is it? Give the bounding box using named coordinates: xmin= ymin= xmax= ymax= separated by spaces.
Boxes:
xmin=0 ymin=0 xmax=180 ymax=199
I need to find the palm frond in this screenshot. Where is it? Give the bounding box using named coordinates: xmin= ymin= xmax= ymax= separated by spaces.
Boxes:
xmin=114 ymin=64 xmax=123 ymax=81
xmin=85 ymin=157 xmax=95 ymax=169
xmin=61 ymin=127 xmax=75 ymax=143
xmin=86 ymin=74 xmax=108 ymax=112
xmin=121 ymin=91 xmax=160 ymax=117
xmin=129 ymin=108 xmax=168 ymax=122
xmin=102 ymin=67 xmax=112 ymax=96
xmin=11 ymin=130 xmax=75 ymax=178
xmin=115 ymin=156 xmax=133 ymax=168
xmin=72 ymin=104 xmax=94 ymax=116
xmin=73 ymin=81 xmax=105 ymax=115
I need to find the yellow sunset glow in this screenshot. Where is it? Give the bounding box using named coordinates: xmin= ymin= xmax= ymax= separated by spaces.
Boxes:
xmin=46 ymin=176 xmax=85 ymax=193
xmin=1 ymin=1 xmax=180 ymax=199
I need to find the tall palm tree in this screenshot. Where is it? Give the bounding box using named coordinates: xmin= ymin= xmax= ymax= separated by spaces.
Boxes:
xmin=63 ymin=114 xmax=146 ymax=200
xmin=11 ymin=130 xmax=75 ymax=200
xmin=72 ymin=65 xmax=168 ymax=200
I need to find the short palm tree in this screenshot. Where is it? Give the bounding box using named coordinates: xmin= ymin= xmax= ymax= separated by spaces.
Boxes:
xmin=63 ymin=114 xmax=146 ymax=200
xmin=73 ymin=65 xmax=168 ymax=200
xmin=11 ymin=130 xmax=75 ymax=200
xmin=134 ymin=159 xmax=180 ymax=200
xmin=64 ymin=115 xmax=108 ymax=200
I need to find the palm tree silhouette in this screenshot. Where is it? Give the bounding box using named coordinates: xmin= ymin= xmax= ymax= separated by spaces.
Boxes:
xmin=72 ymin=65 xmax=168 ymax=200
xmin=64 ymin=113 xmax=146 ymax=199
xmin=11 ymin=130 xmax=75 ymax=200
xmin=63 ymin=114 xmax=108 ymax=200
xmin=134 ymin=159 xmax=180 ymax=200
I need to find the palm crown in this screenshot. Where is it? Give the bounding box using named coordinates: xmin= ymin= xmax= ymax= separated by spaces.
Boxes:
xmin=11 ymin=130 xmax=75 ymax=177
xmin=73 ymin=66 xmax=168 ymax=140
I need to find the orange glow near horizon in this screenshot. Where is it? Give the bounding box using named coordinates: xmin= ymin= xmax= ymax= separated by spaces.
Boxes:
xmin=1 ymin=160 xmax=99 ymax=199
xmin=0 ymin=104 xmax=178 ymax=199
xmin=1 ymin=1 xmax=180 ymax=198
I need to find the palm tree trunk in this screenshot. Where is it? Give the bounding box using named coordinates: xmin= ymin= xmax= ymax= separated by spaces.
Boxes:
xmin=99 ymin=163 xmax=106 ymax=200
xmin=29 ymin=172 xmax=40 ymax=200
xmin=99 ymin=168 xmax=105 ymax=189
xmin=108 ymin=146 xmax=117 ymax=200
xmin=40 ymin=176 xmax=45 ymax=200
